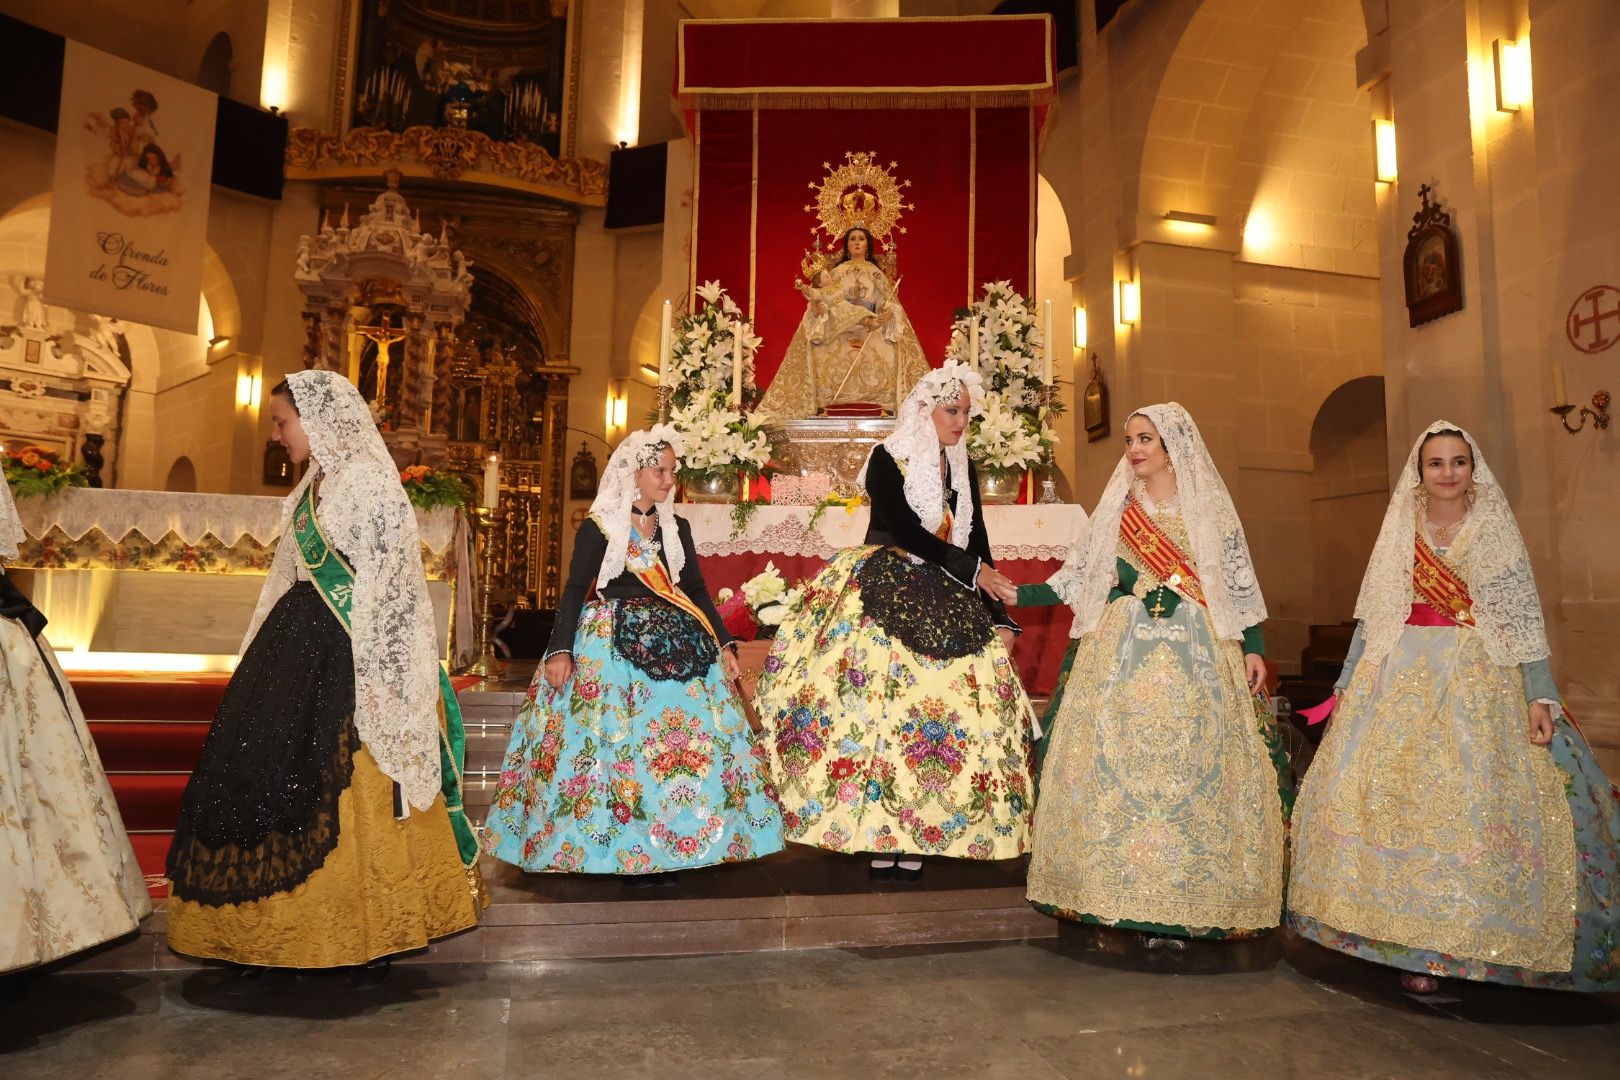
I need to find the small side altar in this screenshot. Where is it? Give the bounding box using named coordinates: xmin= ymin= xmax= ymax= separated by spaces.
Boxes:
xmin=684 ymin=503 xmax=1081 ymax=697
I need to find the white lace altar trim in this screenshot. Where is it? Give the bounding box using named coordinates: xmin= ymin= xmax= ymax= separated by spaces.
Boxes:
xmin=684 ymin=503 xmax=1082 ymax=561
xmin=243 ymin=371 xmax=442 ymax=814
xmin=1355 ymin=420 xmax=1549 ymax=667
xmin=1060 ymin=402 xmax=1266 ymax=642
xmin=13 ymin=487 xmax=456 ymax=552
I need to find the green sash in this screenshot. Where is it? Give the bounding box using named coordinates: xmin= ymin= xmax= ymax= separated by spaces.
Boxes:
xmin=293 ymin=484 xmax=480 ymax=869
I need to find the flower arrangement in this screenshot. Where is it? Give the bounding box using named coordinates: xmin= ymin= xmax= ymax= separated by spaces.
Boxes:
xmin=715 ymin=561 xmax=803 ymax=641
xmin=945 ymin=281 xmax=1061 ymax=477
xmin=3 ymin=445 xmax=89 ymax=498
xmin=805 ymin=490 xmax=867 ymax=532
xmin=666 ymin=281 xmax=773 ymax=489
xmin=399 ymin=464 xmax=473 ymax=510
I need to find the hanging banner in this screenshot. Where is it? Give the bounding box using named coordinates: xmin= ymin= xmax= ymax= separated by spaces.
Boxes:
xmin=43 ymin=41 xmax=217 ymax=334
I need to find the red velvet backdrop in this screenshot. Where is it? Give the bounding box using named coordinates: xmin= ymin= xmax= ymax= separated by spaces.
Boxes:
xmin=678 ymin=17 xmax=1055 ymax=387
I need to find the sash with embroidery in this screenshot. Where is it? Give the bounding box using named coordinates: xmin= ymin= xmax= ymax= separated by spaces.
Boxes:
xmin=1412 ymin=531 xmax=1476 ymax=626
xmin=293 ymin=485 xmax=481 ymax=874
xmin=1119 ymin=494 xmax=1207 ymax=608
xmin=621 ymin=528 xmax=721 ymax=647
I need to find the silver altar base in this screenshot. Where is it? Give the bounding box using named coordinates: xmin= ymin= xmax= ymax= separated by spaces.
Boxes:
xmin=770 ymin=417 xmax=895 ymax=496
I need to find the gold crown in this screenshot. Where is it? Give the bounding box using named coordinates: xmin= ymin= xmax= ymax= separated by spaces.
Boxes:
xmin=800 ymin=151 xmax=913 ymax=282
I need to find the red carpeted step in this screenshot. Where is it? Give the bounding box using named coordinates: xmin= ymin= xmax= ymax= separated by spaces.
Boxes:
xmin=127 ymin=833 xmax=173 ymax=898
xmin=105 ymin=773 xmax=189 ymax=832
xmin=89 ymin=721 xmax=211 ymax=773
xmin=69 ymin=675 xmax=229 ymax=724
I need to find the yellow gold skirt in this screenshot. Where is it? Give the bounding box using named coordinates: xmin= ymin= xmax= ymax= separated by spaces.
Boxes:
xmin=166 ymin=744 xmax=480 ymax=968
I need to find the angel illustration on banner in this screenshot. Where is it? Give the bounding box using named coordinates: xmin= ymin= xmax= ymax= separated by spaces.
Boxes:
xmin=83 ymin=88 xmax=185 ymax=217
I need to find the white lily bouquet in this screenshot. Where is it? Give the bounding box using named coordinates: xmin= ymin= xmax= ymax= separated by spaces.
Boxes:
xmin=666 ymin=280 xmax=773 ymax=489
xmin=945 ymin=280 xmax=1059 ymax=478
xmin=741 ymin=561 xmax=800 ymax=632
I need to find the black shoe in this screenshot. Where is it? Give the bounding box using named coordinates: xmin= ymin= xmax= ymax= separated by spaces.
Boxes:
xmin=219 ymin=965 xmax=292 ymax=997
xmin=625 ymin=870 xmax=678 ymax=888
xmin=867 ymin=861 xmax=897 ymax=883
xmin=351 ymin=959 xmax=391 ymax=989
xmin=892 ymin=862 xmax=923 ymax=883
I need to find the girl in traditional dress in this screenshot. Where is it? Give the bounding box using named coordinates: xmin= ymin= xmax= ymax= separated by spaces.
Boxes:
xmin=483 ymin=426 xmax=783 ymax=881
xmin=1 ymin=480 xmax=151 ymax=976
xmin=1026 ymin=404 xmax=1288 ymax=943
xmin=165 ymin=371 xmax=482 ymax=990
xmin=1289 ymin=422 xmax=1620 ymax=993
xmin=755 ymin=361 xmax=1035 ymax=880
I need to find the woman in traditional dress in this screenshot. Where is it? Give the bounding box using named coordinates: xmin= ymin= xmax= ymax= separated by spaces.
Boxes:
xmin=1026 ymin=404 xmax=1288 ymax=944
xmin=758 ymin=226 xmax=931 ymax=419
xmin=1 ymin=480 xmax=151 ymax=976
xmin=1289 ymin=422 xmax=1620 ymax=994
xmin=165 ymin=371 xmax=483 ymax=990
xmin=483 ymin=425 xmax=783 ymax=881
xmin=755 ymin=361 xmax=1034 ymax=880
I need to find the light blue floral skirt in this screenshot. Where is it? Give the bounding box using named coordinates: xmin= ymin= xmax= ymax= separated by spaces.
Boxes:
xmin=482 ymin=599 xmax=784 ymax=875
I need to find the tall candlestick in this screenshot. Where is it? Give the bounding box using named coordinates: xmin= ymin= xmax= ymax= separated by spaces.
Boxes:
xmin=731 ymin=322 xmax=745 ymax=408
xmin=657 ymin=299 xmax=673 ymax=388
xmin=482 ymin=453 xmax=500 ymax=508
xmin=1043 ymin=298 xmax=1054 ymax=386
xmin=968 ymin=314 xmax=978 ymax=369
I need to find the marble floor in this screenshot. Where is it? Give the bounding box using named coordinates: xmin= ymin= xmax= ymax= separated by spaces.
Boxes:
xmin=4 ymin=933 xmax=1617 ymax=1079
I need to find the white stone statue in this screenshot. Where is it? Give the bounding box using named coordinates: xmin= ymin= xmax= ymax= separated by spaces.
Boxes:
xmin=19 ymin=276 xmax=48 ymax=331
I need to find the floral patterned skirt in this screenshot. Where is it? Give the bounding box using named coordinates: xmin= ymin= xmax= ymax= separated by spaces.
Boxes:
xmin=482 ymin=599 xmax=784 ymax=875
xmin=1288 ymin=626 xmax=1620 ymax=990
xmin=754 ymin=546 xmax=1035 ymax=859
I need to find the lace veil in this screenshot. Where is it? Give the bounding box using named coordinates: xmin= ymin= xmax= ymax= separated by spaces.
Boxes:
xmin=857 ymin=359 xmax=983 ymax=549
xmin=1354 ymin=420 xmax=1548 ymax=667
xmin=241 ymin=370 xmax=443 ymax=814
xmin=589 ymin=424 xmax=686 ymax=587
xmin=0 ymin=478 xmax=23 ymax=561
xmin=1057 ymin=402 xmax=1266 ymax=641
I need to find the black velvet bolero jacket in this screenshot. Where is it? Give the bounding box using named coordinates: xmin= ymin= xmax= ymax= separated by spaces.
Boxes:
xmin=545 ymin=514 xmax=735 ymax=659
xmin=861 ymin=445 xmax=1019 ymax=632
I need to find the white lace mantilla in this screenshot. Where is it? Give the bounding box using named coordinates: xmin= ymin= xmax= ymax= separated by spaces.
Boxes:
xmin=1354 ymin=420 xmax=1549 ymax=667
xmin=14 ymin=487 xmax=457 ymax=552
xmin=684 ymin=504 xmax=1083 ymax=561
xmin=588 ymin=424 xmax=686 ymax=587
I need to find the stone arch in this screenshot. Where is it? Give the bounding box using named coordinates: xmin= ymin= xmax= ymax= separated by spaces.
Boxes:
xmin=1308 ymin=375 xmax=1388 ymax=621
xmin=198 ymin=32 xmax=234 ymax=97
xmin=163 ymin=455 xmax=198 ymax=493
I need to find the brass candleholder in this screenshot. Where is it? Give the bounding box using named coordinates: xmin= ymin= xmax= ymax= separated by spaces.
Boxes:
xmin=467 ymin=505 xmax=506 ymax=678
xmin=1551 ymin=390 xmax=1611 ymax=434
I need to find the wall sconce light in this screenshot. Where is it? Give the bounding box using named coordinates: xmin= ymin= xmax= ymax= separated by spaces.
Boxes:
xmin=1116 ymin=278 xmax=1140 ymax=327
xmin=639 ymin=363 xmax=661 ymax=382
xmin=1163 ymin=210 xmax=1217 ymax=237
xmin=209 ymin=334 xmax=232 ymax=352
xmin=260 ymin=65 xmax=288 ymax=115
xmin=1494 ymin=38 xmax=1531 ymax=112
xmin=605 ymin=383 xmax=629 ymax=433
xmin=1550 ymin=365 xmax=1610 ymax=433
xmin=1072 ymin=306 xmax=1088 ymax=352
xmin=235 ymin=372 xmax=261 ymax=409
xmin=1373 ymin=119 xmax=1398 ymax=184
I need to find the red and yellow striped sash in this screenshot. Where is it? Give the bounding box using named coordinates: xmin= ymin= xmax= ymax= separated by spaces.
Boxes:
xmin=627 ymin=547 xmax=721 ymax=646
xmin=1119 ymin=496 xmax=1207 ymax=608
xmin=1412 ymin=532 xmax=1475 ymax=626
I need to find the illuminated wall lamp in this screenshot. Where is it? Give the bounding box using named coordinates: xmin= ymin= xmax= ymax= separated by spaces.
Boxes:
xmin=1494 ymin=38 xmax=1531 ymax=112
xmin=1373 ymin=119 xmax=1398 ymax=184
xmin=234 ymin=372 xmax=261 ymax=409
xmin=1073 ymin=306 xmax=1088 ymax=351
xmin=1163 ymin=210 xmax=1218 ymax=237
xmin=1117 ymin=278 xmax=1140 ymax=327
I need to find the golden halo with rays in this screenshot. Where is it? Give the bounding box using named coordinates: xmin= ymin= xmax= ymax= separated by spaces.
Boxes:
xmin=803 ymin=151 xmax=914 ymax=247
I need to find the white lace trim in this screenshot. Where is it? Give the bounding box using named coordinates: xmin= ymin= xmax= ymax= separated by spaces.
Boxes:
xmin=1354 ymin=420 xmax=1549 ymax=667
xmin=590 ymin=424 xmax=686 ymax=587
xmin=1059 ymin=402 xmax=1266 ymax=641
xmin=241 ymin=371 xmax=442 ymax=814
xmin=0 ymin=479 xmax=22 ymax=561
xmin=856 ymin=360 xmax=983 ymax=550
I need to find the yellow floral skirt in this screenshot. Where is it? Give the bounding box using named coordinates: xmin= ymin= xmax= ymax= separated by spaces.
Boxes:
xmin=166 ymin=745 xmax=481 ymax=969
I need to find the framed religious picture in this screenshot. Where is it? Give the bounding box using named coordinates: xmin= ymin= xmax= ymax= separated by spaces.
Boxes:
xmin=1083 ymin=353 xmax=1111 ymax=442
xmin=1403 ymin=184 xmax=1463 ymax=327
xmin=569 ymin=444 xmax=598 ymax=500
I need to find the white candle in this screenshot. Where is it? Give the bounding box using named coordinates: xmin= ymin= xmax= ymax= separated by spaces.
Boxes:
xmin=657 ymin=299 xmax=673 ymax=387
xmin=482 ymin=453 xmax=500 ymax=508
xmin=1043 ymin=298 xmax=1054 ymax=386
xmin=968 ymin=314 xmax=978 ymax=369
xmin=731 ymin=323 xmax=745 ymax=408
xmin=1552 ymin=363 xmax=1568 ymax=405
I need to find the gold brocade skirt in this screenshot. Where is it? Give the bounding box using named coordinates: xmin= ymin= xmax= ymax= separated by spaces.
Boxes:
xmin=165 ymin=744 xmax=481 ymax=969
